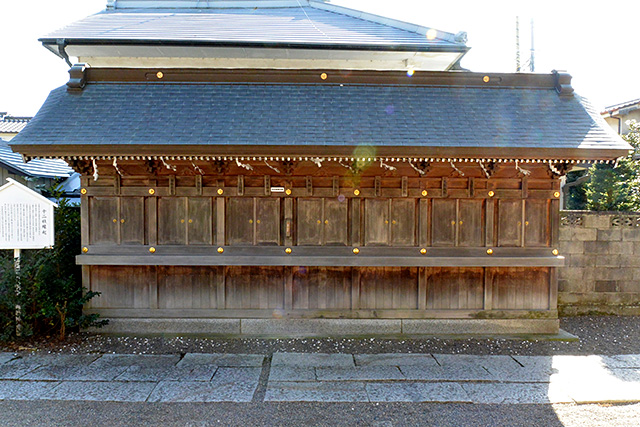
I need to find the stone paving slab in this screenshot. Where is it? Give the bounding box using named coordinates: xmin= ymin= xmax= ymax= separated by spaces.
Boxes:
xmin=602 ymin=354 xmax=640 ymax=369
xmin=8 ymin=354 xmax=99 ymax=368
xmin=91 ymin=354 xmax=180 ymax=368
xmin=0 ymin=353 xmax=17 ymax=365
xmin=269 ymin=367 xmax=316 ymax=382
xmin=114 ymin=365 xmax=218 ymax=382
xmin=0 ymin=380 xmax=61 ymax=400
xmin=41 ymin=381 xmax=157 ymax=402
xmin=610 ymin=368 xmax=640 ymax=382
xmin=147 ymin=380 xmax=257 ymax=402
xmin=21 ymin=365 xmax=129 ymax=382
xmin=315 ymin=366 xmax=405 ymax=381
xmin=489 ymin=356 xmax=556 ymax=382
xmin=265 ymin=381 xmax=369 ymax=402
xmin=148 ymin=368 xmax=261 ymax=402
xmin=0 ymin=365 xmax=40 ymax=380
xmin=553 ymin=372 xmax=640 ymax=403
xmin=462 ymin=382 xmax=574 ymax=404
xmin=399 ymin=364 xmax=494 ymax=381
xmin=177 ymin=353 xmax=264 ymax=367
xmin=366 ymin=382 xmax=470 ymax=403
xmin=272 ymin=353 xmax=354 ymax=368
xmin=355 ymin=353 xmax=438 ymax=367
xmin=433 ymin=354 xmax=521 ymax=372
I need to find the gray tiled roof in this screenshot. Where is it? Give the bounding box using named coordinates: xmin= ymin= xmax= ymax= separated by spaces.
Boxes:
xmin=0 ymin=140 xmax=73 ymax=178
xmin=0 ymin=116 xmax=31 ymax=134
xmin=11 ymin=82 xmax=629 ymax=155
xmin=602 ymin=98 xmax=640 ymax=114
xmin=42 ymin=5 xmax=464 ymax=50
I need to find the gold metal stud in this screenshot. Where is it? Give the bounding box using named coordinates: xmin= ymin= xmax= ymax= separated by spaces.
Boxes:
xmin=217 ymin=247 xmax=224 ymax=254
xmin=488 ymin=191 xmax=495 ymax=197
xmin=156 ymin=71 xmax=164 ymax=79
xmin=217 ymin=188 xmax=224 ymax=195
xmin=257 ymin=220 xmax=261 ymax=224
xmin=421 ymin=190 xmax=428 ymax=197
xmin=80 ymin=188 xmax=87 ymax=195
xmin=148 ymin=188 xmax=155 ymax=195
xmin=317 ymin=220 xmax=321 ymax=224
xmin=459 ymin=221 xmax=463 ymax=225
xmin=483 ymin=75 xmax=490 ymax=83
xmin=325 ymin=220 xmax=329 ymax=224
xmin=112 ymin=219 xmax=117 ymax=223
xmin=149 ymin=247 xmax=156 ymax=253
xmin=181 ymin=219 xmax=185 ymax=224
xmin=285 ymin=247 xmax=292 ymax=254
xmin=352 ymin=247 xmax=360 ymax=254
xmin=354 ymin=189 xmax=360 ymax=196
xmin=285 ymin=189 xmax=292 ymax=196
xmin=320 ymin=73 xmax=328 ymax=80
xmin=451 ymin=220 xmax=456 ymax=225
xmin=552 ymin=249 xmax=559 ymax=256
xmin=420 ymin=248 xmax=427 ymax=255
xmin=121 ymin=219 xmax=125 ymax=223
xmin=249 ymin=219 xmax=253 ymax=224
xmin=82 ymin=247 xmax=88 ymax=253
xmin=486 ymin=248 xmax=494 ymax=255
xmin=188 ymin=219 xmax=193 ymax=224
xmin=554 ymin=191 xmax=560 ymax=198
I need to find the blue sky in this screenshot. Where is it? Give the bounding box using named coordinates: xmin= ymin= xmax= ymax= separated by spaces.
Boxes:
xmin=1 ymin=0 xmax=638 ymax=115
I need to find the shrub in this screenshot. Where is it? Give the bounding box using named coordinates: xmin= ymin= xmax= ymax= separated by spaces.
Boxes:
xmin=0 ymin=188 xmax=106 ymax=341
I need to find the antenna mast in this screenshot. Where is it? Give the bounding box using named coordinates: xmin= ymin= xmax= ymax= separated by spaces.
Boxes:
xmin=515 ymin=16 xmax=521 ymax=72
xmin=530 ymin=18 xmax=535 ymax=72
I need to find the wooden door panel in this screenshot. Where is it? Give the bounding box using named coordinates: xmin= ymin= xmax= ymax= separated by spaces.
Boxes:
xmin=256 ymin=198 xmax=280 ymax=245
xmin=120 ymin=197 xmax=145 ymax=245
xmin=297 ymin=198 xmax=323 ymax=245
xmin=324 ymin=198 xmax=348 ymax=245
xmin=525 ymin=200 xmax=549 ymax=247
xmin=431 ymin=199 xmax=456 ymax=246
xmin=158 ymin=197 xmax=187 ymax=245
xmin=187 ymin=197 xmax=213 ymax=245
xmin=497 ymin=200 xmax=523 ymax=247
xmin=364 ymin=199 xmax=389 ymax=246
xmin=89 ymin=197 xmax=118 ymax=245
xmin=226 ymin=197 xmax=253 ymax=245
xmin=458 ymin=200 xmax=484 ymax=247
xmin=390 ymin=199 xmax=415 ymax=246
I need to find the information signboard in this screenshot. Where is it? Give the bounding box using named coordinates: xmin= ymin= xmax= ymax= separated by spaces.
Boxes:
xmin=0 ymin=178 xmax=57 ymax=249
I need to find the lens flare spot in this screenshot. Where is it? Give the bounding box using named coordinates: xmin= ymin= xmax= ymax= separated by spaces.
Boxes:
xmin=337 ymin=194 xmax=346 ymax=203
xmin=426 ymin=29 xmax=438 ymax=40
xmin=385 ymin=105 xmax=395 ymax=115
xmin=406 ymin=68 xmax=415 ymax=77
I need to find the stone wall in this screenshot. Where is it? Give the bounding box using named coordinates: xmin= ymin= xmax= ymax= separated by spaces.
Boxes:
xmin=559 ymin=211 xmax=640 ymax=315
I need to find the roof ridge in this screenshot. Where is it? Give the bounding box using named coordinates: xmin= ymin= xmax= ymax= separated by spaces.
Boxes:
xmin=309 ymin=1 xmax=461 ymax=44
xmin=602 ymin=98 xmax=640 ymax=113
xmin=2 ymin=116 xmax=32 ymax=123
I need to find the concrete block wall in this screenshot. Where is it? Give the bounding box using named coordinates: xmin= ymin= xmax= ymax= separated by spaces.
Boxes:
xmin=559 ymin=211 xmax=640 ymax=315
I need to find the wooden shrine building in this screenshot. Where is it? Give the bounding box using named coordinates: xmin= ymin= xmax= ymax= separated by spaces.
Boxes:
xmin=11 ymin=0 xmax=631 ymax=335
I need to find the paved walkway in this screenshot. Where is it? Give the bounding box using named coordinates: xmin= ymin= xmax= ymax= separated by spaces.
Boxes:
xmin=1 ymin=352 xmax=640 ymax=404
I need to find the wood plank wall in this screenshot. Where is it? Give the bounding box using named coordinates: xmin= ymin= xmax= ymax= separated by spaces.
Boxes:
xmin=81 ymin=160 xmax=559 ymax=318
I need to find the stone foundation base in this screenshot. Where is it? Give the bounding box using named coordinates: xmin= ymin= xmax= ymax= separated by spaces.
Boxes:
xmin=91 ymin=318 xmax=559 ymax=337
